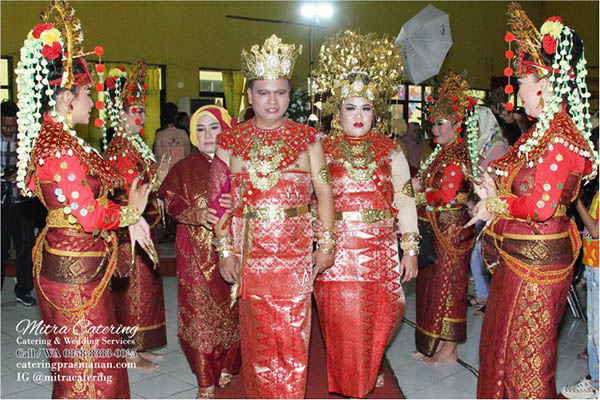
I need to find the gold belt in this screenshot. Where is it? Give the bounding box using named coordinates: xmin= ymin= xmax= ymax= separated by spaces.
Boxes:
xmin=242 ymin=204 xmax=311 ymax=222
xmin=335 ymin=209 xmax=394 ymax=223
xmin=46 ymin=209 xmax=82 ymax=229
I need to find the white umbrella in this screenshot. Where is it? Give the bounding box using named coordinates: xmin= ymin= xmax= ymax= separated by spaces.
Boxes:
xmin=395 ymin=4 xmax=453 ymax=85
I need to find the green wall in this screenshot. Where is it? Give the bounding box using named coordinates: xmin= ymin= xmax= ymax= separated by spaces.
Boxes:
xmin=2 ymin=1 xmax=598 ymax=103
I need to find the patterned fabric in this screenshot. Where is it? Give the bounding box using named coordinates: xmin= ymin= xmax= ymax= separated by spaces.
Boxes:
xmin=415 ymin=142 xmax=475 ymax=356
xmin=230 ymin=170 xmax=313 ymax=398
xmin=583 ymin=192 xmax=599 ymax=267
xmin=106 ymin=131 xmax=166 ymax=351
xmin=37 ymin=276 xmax=130 ymax=399
xmin=29 ymin=120 xmax=130 ymax=398
xmin=479 ymin=111 xmax=587 ymax=398
xmin=158 ymin=152 xmax=241 ymax=388
xmin=1 ymin=134 xmax=23 ymax=203
xmin=314 ymin=131 xmax=405 ymax=397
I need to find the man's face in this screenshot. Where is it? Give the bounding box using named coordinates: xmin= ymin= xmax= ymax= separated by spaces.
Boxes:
xmin=247 ymin=79 xmax=290 ymax=127
xmin=1 ymin=115 xmax=17 ymax=139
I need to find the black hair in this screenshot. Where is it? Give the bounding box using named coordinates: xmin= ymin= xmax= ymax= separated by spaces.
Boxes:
xmin=247 ymin=79 xmax=291 ymax=90
xmin=1 ymin=101 xmax=18 ymax=117
xmin=160 ymin=102 xmax=178 ymax=128
xmin=40 ymin=57 xmax=87 ymax=113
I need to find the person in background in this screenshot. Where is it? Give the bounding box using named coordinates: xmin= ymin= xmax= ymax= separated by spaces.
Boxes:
xmin=468 ymin=106 xmax=510 ymax=316
xmin=154 ymin=102 xmax=191 ymax=168
xmin=159 ymin=105 xmax=241 ymax=399
xmin=175 ymin=111 xmax=190 ymax=134
xmin=401 ymin=121 xmax=425 ymax=176
xmin=104 ymin=59 xmax=170 ymax=372
xmin=411 ymin=71 xmax=478 ymax=365
xmin=1 ymin=101 xmax=37 ymax=306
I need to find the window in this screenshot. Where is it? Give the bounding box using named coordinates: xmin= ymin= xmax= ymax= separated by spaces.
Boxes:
xmin=198 ymin=69 xmax=226 ymax=112
xmin=1 ymin=56 xmax=12 ymax=102
xmin=391 ymin=83 xmax=434 ymax=124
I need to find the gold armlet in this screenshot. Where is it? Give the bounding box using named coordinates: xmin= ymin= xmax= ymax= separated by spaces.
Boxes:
xmin=397 ymin=179 xmax=415 ymax=197
xmin=401 ymin=232 xmax=421 ymax=256
xmin=415 ymin=192 xmax=426 ymax=207
xmin=485 ymin=197 xmax=509 ymax=216
xmin=119 ymin=205 xmax=141 ymax=227
xmin=313 ymin=165 xmax=332 ymax=185
xmin=213 ymin=234 xmax=234 ymax=260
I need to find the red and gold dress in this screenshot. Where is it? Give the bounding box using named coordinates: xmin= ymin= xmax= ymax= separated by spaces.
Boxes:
xmin=28 ymin=118 xmax=132 ymax=399
xmin=158 ymin=152 xmax=241 ymax=388
xmin=314 ymin=131 xmax=417 ymax=398
xmin=478 ymin=111 xmax=594 ymax=398
xmin=415 ymin=141 xmax=475 ymax=356
xmin=216 ymin=119 xmax=318 ymax=398
xmin=104 ymin=132 xmax=167 ymax=351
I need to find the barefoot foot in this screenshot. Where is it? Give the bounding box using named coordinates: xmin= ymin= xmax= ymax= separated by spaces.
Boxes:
xmin=218 ymin=370 xmax=233 ymax=388
xmin=375 ymin=373 xmax=385 ymax=388
xmin=197 ymin=386 xmax=215 ymax=399
xmin=139 ymin=351 xmax=164 ymax=362
xmin=127 ymin=355 xmax=160 ymax=372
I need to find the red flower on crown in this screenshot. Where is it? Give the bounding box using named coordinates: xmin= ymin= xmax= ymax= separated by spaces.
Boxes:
xmin=32 ymin=23 xmax=53 ymax=39
xmin=41 ymin=42 xmax=62 ymax=60
xmin=105 ymin=77 xmax=116 ymax=90
xmin=542 ymin=35 xmax=557 ymax=54
xmin=546 ymin=16 xmax=563 ymax=24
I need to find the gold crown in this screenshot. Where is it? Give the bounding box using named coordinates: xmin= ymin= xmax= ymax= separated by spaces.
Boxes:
xmin=122 ymin=58 xmax=147 ymax=107
xmin=313 ymin=30 xmax=405 ymax=131
xmin=430 ymin=71 xmax=475 ymax=123
xmin=241 ymin=34 xmax=302 ymax=80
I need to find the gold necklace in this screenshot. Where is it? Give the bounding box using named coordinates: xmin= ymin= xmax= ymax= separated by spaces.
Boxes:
xmin=337 ymin=137 xmax=377 ymax=182
xmin=247 ymin=135 xmax=286 ymax=192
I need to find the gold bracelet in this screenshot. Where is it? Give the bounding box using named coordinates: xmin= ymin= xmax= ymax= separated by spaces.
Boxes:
xmin=317 ymin=228 xmax=337 ymax=247
xmin=415 ymin=192 xmax=426 ymax=207
xmin=213 ymin=235 xmax=234 ymax=260
xmin=485 ymin=197 xmax=509 ymax=216
xmin=119 ymin=205 xmax=141 ymax=227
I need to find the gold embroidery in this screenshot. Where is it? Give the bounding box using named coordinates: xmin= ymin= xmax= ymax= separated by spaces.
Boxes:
xmin=118 ymin=205 xmax=140 ymax=227
xmin=400 ymin=179 xmax=415 ymax=197
xmin=486 ymin=197 xmax=510 ymax=215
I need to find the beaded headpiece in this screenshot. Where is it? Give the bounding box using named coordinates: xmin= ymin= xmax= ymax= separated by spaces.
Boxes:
xmin=241 ymin=34 xmax=302 ymax=81
xmin=428 ymin=71 xmax=477 ymax=123
xmin=502 ymin=2 xmax=598 ymax=181
xmin=103 ymin=59 xmax=149 ymax=152
xmin=312 ymin=29 xmax=405 ymax=133
xmin=15 ymin=0 xmax=105 ymax=197
xmin=423 ymin=71 xmax=480 ymax=179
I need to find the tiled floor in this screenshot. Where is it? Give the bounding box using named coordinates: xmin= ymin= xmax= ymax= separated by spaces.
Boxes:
xmin=1 ymin=273 xmax=590 ymax=399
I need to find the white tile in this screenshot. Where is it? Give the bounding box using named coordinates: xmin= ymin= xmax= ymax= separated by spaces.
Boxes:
xmin=393 ymin=359 xmax=464 ymax=395
xmin=411 ymin=369 xmax=477 ymax=398
xmin=166 ymin=366 xmax=198 ymax=386
xmin=6 ymin=383 xmax=52 ymax=399
xmin=129 ymin=374 xmax=194 ymax=399
xmin=166 ymin=387 xmax=199 ymax=399
xmin=126 ymin=364 xmax=163 ymax=384
xmin=0 ymin=371 xmax=42 ymax=396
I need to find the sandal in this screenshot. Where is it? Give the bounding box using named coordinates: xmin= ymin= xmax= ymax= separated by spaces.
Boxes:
xmin=196 ymin=386 xmax=215 ymax=399
xmin=473 ymin=305 xmax=486 ymax=317
xmin=218 ymin=370 xmax=233 ymax=388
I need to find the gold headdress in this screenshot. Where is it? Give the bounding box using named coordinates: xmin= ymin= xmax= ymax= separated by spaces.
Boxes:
xmin=429 ymin=71 xmax=476 ymax=123
xmin=122 ymin=58 xmax=147 ymax=107
xmin=506 ymin=2 xmax=544 ymax=78
xmin=40 ymin=0 xmax=96 ymax=88
xmin=241 ymin=35 xmax=302 ymax=81
xmin=312 ymin=30 xmax=405 ymax=132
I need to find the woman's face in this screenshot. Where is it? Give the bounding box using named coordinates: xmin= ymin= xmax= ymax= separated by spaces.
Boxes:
xmin=431 ymin=119 xmax=456 ymax=147
xmin=339 ymin=96 xmax=373 ymax=138
xmin=126 ymin=106 xmax=146 ymax=134
xmin=70 ymin=86 xmax=94 ymax=125
xmin=196 ymin=113 xmax=221 ymax=155
xmin=517 ymin=73 xmax=546 ymax=119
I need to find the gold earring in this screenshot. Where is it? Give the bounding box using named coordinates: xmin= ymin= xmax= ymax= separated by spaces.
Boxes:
xmin=331 ymin=115 xmax=343 ymax=132
xmin=66 ymin=111 xmax=73 ymax=128
xmin=538 ymin=97 xmax=545 ymax=109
